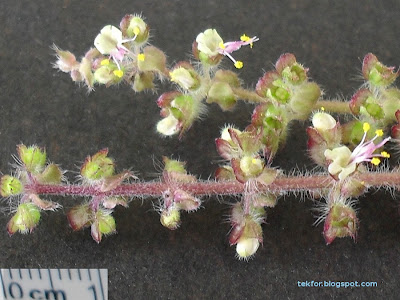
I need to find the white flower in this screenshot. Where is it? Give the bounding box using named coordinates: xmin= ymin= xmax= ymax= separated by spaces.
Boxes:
xmin=324 ymin=123 xmax=391 ymax=180
xmin=156 ymin=115 xmax=180 ymax=136
xmin=94 ymin=25 xmax=124 ymax=55
xmin=236 ymin=237 xmax=260 ymax=259
xmin=196 ymin=29 xmax=223 ymax=57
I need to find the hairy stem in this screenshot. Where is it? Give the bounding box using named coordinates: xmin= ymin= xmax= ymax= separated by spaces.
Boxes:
xmin=26 ymin=172 xmax=400 ymax=199
xmin=313 ymin=100 xmax=352 ymax=114
xmin=232 ymin=87 xmax=352 ymax=114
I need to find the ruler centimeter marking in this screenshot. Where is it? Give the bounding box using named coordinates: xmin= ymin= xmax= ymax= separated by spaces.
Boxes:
xmin=0 ymin=269 xmax=108 ymax=300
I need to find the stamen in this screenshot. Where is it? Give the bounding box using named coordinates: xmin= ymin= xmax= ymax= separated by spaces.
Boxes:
xmin=113 ymin=70 xmax=124 ymax=78
xmin=100 ymin=59 xmax=110 ymax=66
xmin=234 ymin=61 xmax=244 ymax=69
xmin=371 ymin=157 xmax=381 ymax=166
xmin=375 ymin=129 xmax=384 ymax=137
xmin=133 ymin=26 xmax=140 ymax=36
xmin=137 ymin=53 xmax=145 ymax=61
xmin=363 ymin=122 xmax=370 ymax=133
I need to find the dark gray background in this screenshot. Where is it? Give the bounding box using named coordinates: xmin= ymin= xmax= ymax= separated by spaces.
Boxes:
xmin=1 ymin=0 xmax=399 ymax=299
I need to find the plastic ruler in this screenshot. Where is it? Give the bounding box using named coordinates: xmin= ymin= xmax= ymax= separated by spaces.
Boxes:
xmin=0 ymin=269 xmax=107 ymax=300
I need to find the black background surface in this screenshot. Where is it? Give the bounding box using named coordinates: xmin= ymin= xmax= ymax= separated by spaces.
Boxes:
xmin=1 ymin=1 xmax=400 ymax=299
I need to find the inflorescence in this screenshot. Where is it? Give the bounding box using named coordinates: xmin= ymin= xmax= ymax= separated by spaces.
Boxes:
xmin=2 ymin=14 xmax=400 ymax=260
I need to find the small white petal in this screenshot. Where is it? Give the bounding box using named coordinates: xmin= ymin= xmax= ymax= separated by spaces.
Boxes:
xmin=236 ymin=238 xmax=259 ymax=259
xmin=157 ymin=115 xmax=180 ymax=136
xmin=94 ymin=25 xmax=123 ymax=55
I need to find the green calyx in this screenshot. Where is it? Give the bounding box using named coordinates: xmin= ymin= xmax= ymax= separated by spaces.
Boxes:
xmin=7 ymin=203 xmax=41 ymax=234
xmin=1 ymin=175 xmax=23 ymax=197
xmin=96 ymin=210 xmax=116 ymax=235
xmin=81 ymin=149 xmax=115 ymax=181
xmin=17 ymin=144 xmax=46 ymax=173
xmin=267 ymin=79 xmax=291 ymax=104
xmin=163 ymin=157 xmax=187 ymax=174
xmin=281 ymin=64 xmax=307 ymax=85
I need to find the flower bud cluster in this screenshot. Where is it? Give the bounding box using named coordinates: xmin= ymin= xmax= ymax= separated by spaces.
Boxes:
xmin=315 ymin=191 xmax=358 ymax=245
xmin=215 ymin=126 xmax=277 ymax=185
xmin=215 ymin=126 xmax=279 ymax=258
xmin=68 ymin=149 xmax=132 ymax=243
xmin=53 ymin=14 xmax=167 ymax=92
xmin=256 ymin=53 xmax=321 ymax=120
xmin=1 ymin=145 xmax=63 ymax=235
xmin=156 ymin=29 xmax=258 ymax=138
xmin=349 ymin=53 xmax=400 ymax=130
xmin=159 ymin=157 xmax=201 ymax=230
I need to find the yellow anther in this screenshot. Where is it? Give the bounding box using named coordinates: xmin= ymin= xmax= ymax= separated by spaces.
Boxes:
xmin=321 ymin=107 xmax=325 ymax=111
xmin=371 ymin=157 xmax=381 ymax=166
xmin=113 ymin=69 xmax=124 ymax=78
xmin=219 ymin=42 xmax=225 ymax=49
xmin=137 ymin=53 xmax=145 ymax=61
xmin=375 ymin=129 xmax=384 ymax=137
xmin=169 ymin=72 xmax=176 ymax=82
xmin=240 ymin=34 xmax=250 ymax=42
xmin=363 ymin=122 xmax=371 ymax=133
xmin=133 ymin=26 xmax=140 ymax=36
xmin=100 ymin=59 xmax=110 ymax=66
xmin=381 ymin=151 xmax=390 ymax=158
xmin=240 ymin=34 xmax=253 ymax=48
xmin=361 ymin=181 xmax=365 ymax=185
xmin=234 ymin=61 xmax=243 ymax=69
xmin=251 ymin=158 xmax=258 ymax=164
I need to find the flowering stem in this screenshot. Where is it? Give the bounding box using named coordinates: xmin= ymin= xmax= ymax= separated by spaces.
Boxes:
xmin=233 ymin=87 xmax=351 ymax=114
xmin=232 ymin=87 xmax=268 ymax=103
xmin=26 ymin=171 xmax=400 ymax=199
xmin=313 ymin=100 xmax=352 ymax=114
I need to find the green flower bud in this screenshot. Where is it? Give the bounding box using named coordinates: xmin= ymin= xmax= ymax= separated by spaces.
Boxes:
xmin=266 ymin=79 xmax=291 ymax=104
xmin=163 ymin=157 xmax=187 ymax=174
xmin=17 ymin=144 xmax=46 ymax=173
xmin=91 ymin=209 xmax=116 ymax=243
xmin=81 ymin=149 xmax=114 ymax=181
xmin=37 ymin=164 xmax=63 ymax=184
xmin=160 ymin=207 xmax=181 ymax=230
xmin=132 ymin=72 xmax=155 ymax=92
xmin=359 ymin=96 xmax=384 ymax=120
xmin=207 ymin=81 xmax=237 ymax=111
xmin=7 ymin=203 xmax=41 ymax=235
xmin=383 ymin=88 xmax=400 ymax=123
xmin=289 ymin=82 xmax=321 ymax=120
xmin=275 ymin=53 xmax=308 ymax=85
xmin=1 ymin=175 xmax=23 ymax=197
xmin=96 ymin=210 xmax=116 ymax=235
xmin=362 ymin=53 xmax=398 ymax=87
xmin=324 ymin=202 xmax=358 ymax=245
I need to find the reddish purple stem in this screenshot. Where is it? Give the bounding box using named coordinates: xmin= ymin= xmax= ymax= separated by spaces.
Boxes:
xmin=25 ymin=172 xmax=400 ymax=198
